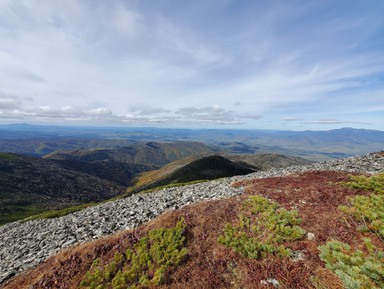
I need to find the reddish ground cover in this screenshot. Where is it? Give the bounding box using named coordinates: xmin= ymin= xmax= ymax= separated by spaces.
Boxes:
xmin=2 ymin=171 xmax=381 ymax=289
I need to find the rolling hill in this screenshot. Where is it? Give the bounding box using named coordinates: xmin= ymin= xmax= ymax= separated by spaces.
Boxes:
xmin=133 ymin=153 xmax=313 ymax=192
xmin=45 ymin=141 xmax=218 ymax=167
xmin=135 ymin=155 xmax=254 ymax=189
xmin=0 ymin=142 xmax=219 ymax=224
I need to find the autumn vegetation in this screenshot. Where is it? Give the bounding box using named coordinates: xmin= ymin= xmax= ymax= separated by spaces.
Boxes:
xmin=2 ymin=171 xmax=384 ymax=288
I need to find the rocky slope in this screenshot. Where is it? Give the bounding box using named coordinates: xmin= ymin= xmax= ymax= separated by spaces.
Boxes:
xmin=1 ymin=152 xmax=384 ymax=284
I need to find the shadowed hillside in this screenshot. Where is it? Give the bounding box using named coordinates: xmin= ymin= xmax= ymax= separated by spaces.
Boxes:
xmin=134 ymin=155 xmax=254 ymax=191
xmin=0 ymin=153 xmax=124 ymax=225
xmin=0 ymin=142 xmax=218 ymax=225
xmin=133 ymin=153 xmax=312 ymax=192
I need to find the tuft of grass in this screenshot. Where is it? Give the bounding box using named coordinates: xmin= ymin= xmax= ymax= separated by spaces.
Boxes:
xmin=80 ymin=219 xmax=188 ymax=289
xmin=218 ymin=195 xmax=305 ymax=259
xmin=319 ymin=238 xmax=384 ymax=289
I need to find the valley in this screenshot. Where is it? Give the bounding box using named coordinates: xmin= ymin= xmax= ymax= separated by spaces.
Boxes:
xmin=1 ymin=125 xmax=383 ymax=226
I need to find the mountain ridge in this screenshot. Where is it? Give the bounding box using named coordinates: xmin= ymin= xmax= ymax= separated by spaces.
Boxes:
xmin=1 ymin=125 xmax=384 ymax=160
xmin=1 ymin=152 xmax=383 ymax=288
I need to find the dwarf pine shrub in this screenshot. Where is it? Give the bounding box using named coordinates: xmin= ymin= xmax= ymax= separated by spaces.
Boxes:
xmin=218 ymin=195 xmax=305 ymax=259
xmin=340 ymin=194 xmax=384 ymax=238
xmin=341 ymin=173 xmax=384 ymax=238
xmin=345 ymin=173 xmax=384 ymax=194
xmin=80 ymin=219 xmax=188 ymax=289
xmin=319 ymin=238 xmax=384 ymax=289
xmin=318 ymin=173 xmax=384 ymax=288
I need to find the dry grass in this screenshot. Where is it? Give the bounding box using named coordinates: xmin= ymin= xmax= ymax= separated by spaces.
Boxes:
xmin=2 ymin=171 xmax=382 ymax=289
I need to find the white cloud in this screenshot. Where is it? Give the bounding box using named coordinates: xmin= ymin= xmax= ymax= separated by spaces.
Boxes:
xmin=176 ymin=106 xmax=242 ymax=124
xmin=0 ymin=95 xmax=20 ymax=109
xmin=283 ymin=117 xmax=304 ymax=123
xmin=309 ymin=119 xmax=370 ymax=125
xmin=0 ymin=1 xmax=383 ymax=129
xmin=86 ymin=107 xmax=112 ymax=115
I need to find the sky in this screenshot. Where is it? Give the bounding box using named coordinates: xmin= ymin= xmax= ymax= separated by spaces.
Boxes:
xmin=0 ymin=0 xmax=383 ymax=130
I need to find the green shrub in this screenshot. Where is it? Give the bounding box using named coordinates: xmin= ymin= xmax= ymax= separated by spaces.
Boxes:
xmin=318 ymin=173 xmax=384 ymax=288
xmin=340 ymin=194 xmax=384 ymax=238
xmin=345 ymin=173 xmax=384 ymax=194
xmin=319 ymin=238 xmax=384 ymax=289
xmin=80 ymin=219 xmax=188 ymax=289
xmin=218 ymin=195 xmax=305 ymax=259
xmin=340 ymin=173 xmax=384 ymax=239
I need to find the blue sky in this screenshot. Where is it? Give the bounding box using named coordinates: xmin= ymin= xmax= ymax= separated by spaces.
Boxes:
xmin=0 ymin=0 xmax=383 ymax=130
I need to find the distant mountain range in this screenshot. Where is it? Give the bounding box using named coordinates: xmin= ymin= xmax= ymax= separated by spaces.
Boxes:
xmin=0 ymin=125 xmax=383 ymax=160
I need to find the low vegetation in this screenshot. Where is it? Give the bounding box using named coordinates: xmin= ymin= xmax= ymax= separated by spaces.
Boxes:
xmin=218 ymin=195 xmax=305 ymax=259
xmin=4 ymin=171 xmax=384 ymax=289
xmin=22 ymin=203 xmax=97 ymax=223
xmin=319 ymin=173 xmax=384 ymax=288
xmin=80 ymin=219 xmax=188 ymax=289
xmin=319 ymin=239 xmax=384 ymax=289
xmin=344 ymin=173 xmax=384 ymax=194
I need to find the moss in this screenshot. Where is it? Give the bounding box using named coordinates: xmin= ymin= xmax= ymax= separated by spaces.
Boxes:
xmin=80 ymin=219 xmax=188 ymax=289
xmin=218 ymin=195 xmax=305 ymax=259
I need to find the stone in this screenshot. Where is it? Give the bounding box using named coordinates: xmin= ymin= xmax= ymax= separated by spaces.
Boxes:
xmin=307 ymin=232 xmax=315 ymax=241
xmin=0 ymin=153 xmax=383 ymax=284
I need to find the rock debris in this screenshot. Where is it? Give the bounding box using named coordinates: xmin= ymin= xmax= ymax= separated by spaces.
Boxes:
xmin=1 ymin=152 xmax=383 ymax=283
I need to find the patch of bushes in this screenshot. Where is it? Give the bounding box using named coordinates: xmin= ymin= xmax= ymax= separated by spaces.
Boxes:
xmin=340 ymin=174 xmax=384 ymax=238
xmin=319 ymin=173 xmax=384 ymax=288
xmin=80 ymin=219 xmax=188 ymax=289
xmin=319 ymin=238 xmax=384 ymax=289
xmin=340 ymin=194 xmax=384 ymax=238
xmin=345 ymin=173 xmax=384 ymax=194
xmin=218 ymin=195 xmax=305 ymax=259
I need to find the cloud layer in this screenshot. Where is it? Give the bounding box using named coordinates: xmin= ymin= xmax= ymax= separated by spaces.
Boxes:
xmin=0 ymin=0 xmax=383 ymax=129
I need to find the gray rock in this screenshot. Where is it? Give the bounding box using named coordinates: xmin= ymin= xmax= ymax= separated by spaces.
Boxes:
xmin=0 ymin=153 xmax=383 ymax=284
